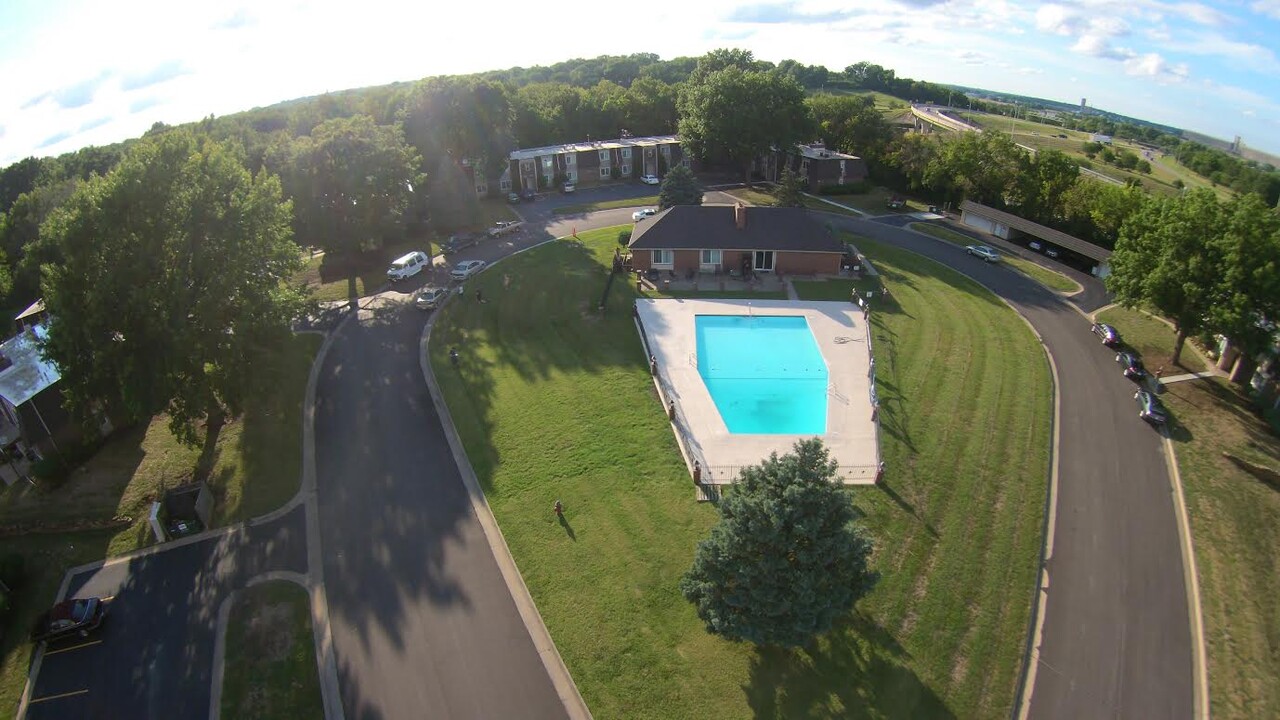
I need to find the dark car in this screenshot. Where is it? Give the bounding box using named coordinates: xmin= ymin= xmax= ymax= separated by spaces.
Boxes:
xmin=1134 ymin=389 xmax=1168 ymax=425
xmin=1090 ymin=322 xmax=1121 ymax=347
xmin=31 ymin=597 xmax=107 ymax=642
xmin=521 ymin=189 xmax=536 ymax=202
xmin=441 ymin=232 xmax=480 ymax=254
xmin=1116 ymin=350 xmax=1147 ymax=379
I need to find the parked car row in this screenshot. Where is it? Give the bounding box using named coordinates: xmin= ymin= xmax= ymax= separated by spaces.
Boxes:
xmin=1088 ymin=322 xmax=1170 ymax=427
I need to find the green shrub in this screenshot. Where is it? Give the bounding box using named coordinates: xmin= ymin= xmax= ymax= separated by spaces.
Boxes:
xmin=819 ymin=181 xmax=873 ymax=195
xmin=31 ymin=456 xmax=69 ymax=484
xmin=617 ymin=229 xmax=632 ymax=245
xmin=0 ymin=553 xmax=24 ymax=590
xmin=610 ymin=166 xmax=622 ymax=180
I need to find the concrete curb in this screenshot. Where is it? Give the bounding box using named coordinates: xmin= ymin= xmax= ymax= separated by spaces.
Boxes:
xmin=209 ymin=572 xmax=315 ymax=720
xmin=1161 ymin=431 xmax=1211 ymax=720
xmin=1013 ymin=319 xmax=1064 ymax=720
xmin=298 ymin=317 xmax=350 ymax=720
xmin=209 ymin=590 xmax=238 ymax=720
xmin=419 ymin=297 xmax=592 ymax=720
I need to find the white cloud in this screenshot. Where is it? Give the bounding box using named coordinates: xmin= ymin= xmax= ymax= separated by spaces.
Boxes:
xmin=1172 ymin=2 xmax=1228 ymax=26
xmin=1124 ymin=53 xmax=1190 ymax=83
xmin=1252 ymin=0 xmax=1280 ymax=19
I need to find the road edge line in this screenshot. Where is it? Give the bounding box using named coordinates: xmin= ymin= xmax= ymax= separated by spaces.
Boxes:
xmin=419 ymin=300 xmax=593 ymax=720
xmin=1000 ymin=301 xmax=1062 ymax=720
xmin=208 ymin=589 xmax=238 ymax=720
xmin=298 ymin=317 xmax=349 ymax=720
xmin=1161 ymin=431 xmax=1211 ymax=720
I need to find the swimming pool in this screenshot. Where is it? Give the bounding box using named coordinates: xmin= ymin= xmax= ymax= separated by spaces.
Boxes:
xmin=695 ymin=315 xmax=828 ymax=434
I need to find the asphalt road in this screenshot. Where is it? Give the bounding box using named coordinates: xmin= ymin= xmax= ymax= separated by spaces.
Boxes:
xmin=318 ymin=186 xmax=1192 ymax=720
xmin=24 ymin=505 xmax=307 ymax=720
xmin=847 ymin=217 xmax=1193 ymax=720
xmin=313 ymin=293 xmax=566 ymax=720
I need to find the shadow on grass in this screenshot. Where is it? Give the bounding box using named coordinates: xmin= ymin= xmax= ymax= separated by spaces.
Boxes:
xmin=744 ymin=612 xmax=954 ymax=719
xmin=558 ymin=514 xmax=576 ymax=541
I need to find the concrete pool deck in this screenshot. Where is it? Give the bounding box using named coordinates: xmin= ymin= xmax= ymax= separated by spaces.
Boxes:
xmin=635 ymin=298 xmax=880 ymax=485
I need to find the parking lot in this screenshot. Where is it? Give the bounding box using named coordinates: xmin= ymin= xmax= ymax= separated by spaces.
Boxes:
xmin=22 ymin=505 xmax=306 ymax=719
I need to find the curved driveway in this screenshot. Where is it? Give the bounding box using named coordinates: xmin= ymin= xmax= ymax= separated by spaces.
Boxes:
xmin=846 ymin=216 xmax=1193 ymax=720
xmin=314 ymin=186 xmax=1193 ymax=720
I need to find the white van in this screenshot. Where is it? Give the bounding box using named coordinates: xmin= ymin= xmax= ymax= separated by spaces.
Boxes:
xmin=387 ymin=251 xmax=429 ymax=282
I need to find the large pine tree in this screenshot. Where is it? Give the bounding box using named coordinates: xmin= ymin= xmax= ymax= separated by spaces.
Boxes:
xmin=680 ymin=439 xmax=875 ymax=647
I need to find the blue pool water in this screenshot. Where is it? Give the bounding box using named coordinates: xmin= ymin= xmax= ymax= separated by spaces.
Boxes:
xmin=695 ymin=315 xmax=828 ymax=434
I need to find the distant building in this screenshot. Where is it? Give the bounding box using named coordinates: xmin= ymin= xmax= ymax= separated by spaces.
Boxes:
xmin=1081 ymin=97 xmax=1087 ymax=110
xmin=1090 ymin=133 xmax=1113 ymax=144
xmin=508 ymin=135 xmax=687 ymax=193
xmin=761 ymin=142 xmax=868 ymax=191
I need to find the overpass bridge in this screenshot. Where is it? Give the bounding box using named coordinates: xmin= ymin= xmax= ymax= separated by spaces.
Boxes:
xmin=910 ymin=105 xmax=981 ymax=134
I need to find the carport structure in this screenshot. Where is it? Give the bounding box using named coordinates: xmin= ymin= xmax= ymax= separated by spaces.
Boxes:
xmin=959 ymin=200 xmax=1113 ymax=276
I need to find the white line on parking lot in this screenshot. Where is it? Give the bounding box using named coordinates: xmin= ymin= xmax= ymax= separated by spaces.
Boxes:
xmin=27 ymin=688 xmax=88 ymax=704
xmin=43 ymin=640 xmax=102 ymax=656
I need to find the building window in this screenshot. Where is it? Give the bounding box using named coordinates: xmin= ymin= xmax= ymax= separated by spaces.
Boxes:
xmin=621 ymin=164 xmax=630 ymax=176
xmin=682 ymin=156 xmax=691 ymax=168
xmin=500 ymin=180 xmax=511 ymax=191
xmin=542 ymin=157 xmax=553 ymax=170
xmin=621 ymin=148 xmax=632 ymax=159
xmin=599 ymin=150 xmax=609 ymax=162
xmin=476 ymin=185 xmax=487 ymax=195
xmin=564 ymin=153 xmax=575 ymax=165
xmin=567 ymin=170 xmax=577 ymax=182
xmin=653 ymin=249 xmax=673 ymax=267
xmin=599 ymin=167 xmax=610 ymax=179
xmin=799 ymin=159 xmax=809 ymax=176
xmin=700 ymin=249 xmax=721 ymax=265
xmin=660 ymin=145 xmax=671 ymax=157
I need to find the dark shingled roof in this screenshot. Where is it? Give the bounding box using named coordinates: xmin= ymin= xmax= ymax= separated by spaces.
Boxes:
xmin=628 ymin=205 xmax=845 ymax=253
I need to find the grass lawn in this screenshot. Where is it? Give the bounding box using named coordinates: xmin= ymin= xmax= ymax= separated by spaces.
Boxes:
xmin=723 ymin=187 xmax=778 ymax=207
xmin=0 ymin=332 xmax=321 ymax=714
xmin=431 ymin=227 xmax=1051 ymax=718
xmin=907 ymin=222 xmax=970 ymax=247
xmin=1158 ymin=378 xmax=1280 ymax=719
xmin=552 ymin=195 xmax=660 ymax=215
xmin=1095 ymin=306 xmax=1210 ymax=373
xmin=719 ymin=186 xmax=869 ymax=218
xmin=825 ymin=188 xmax=931 ymax=215
xmin=1002 ymin=256 xmax=1080 ymax=294
xmin=220 ymin=580 xmax=323 ymax=720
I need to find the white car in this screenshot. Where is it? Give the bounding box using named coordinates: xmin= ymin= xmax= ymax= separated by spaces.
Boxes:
xmin=387 ymin=251 xmax=430 ymax=282
xmin=632 ymin=208 xmax=658 ymax=221
xmin=966 ymin=245 xmax=1000 ymax=263
xmin=414 ymin=287 xmax=448 ymax=310
xmin=450 ymin=259 xmax=487 ymax=281
xmin=640 ymin=174 xmax=660 ymax=185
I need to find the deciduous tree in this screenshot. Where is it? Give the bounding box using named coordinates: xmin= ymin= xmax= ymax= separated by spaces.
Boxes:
xmin=680 ymin=439 xmax=875 ymax=648
xmin=773 ymin=167 xmax=807 ymax=207
xmin=39 ymin=129 xmax=307 ymax=447
xmin=657 ymin=164 xmax=703 ymax=209
xmin=1209 ymin=193 xmax=1280 ymax=383
xmin=282 ymin=115 xmax=421 ymax=258
xmin=678 ymin=67 xmax=812 ymax=185
xmin=1107 ymin=189 xmax=1224 ymax=365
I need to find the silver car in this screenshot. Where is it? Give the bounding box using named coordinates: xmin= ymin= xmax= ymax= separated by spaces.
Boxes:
xmin=965 ymin=245 xmax=1000 ymax=262
xmin=450 ymin=260 xmax=487 ymax=281
xmin=414 ymin=287 xmax=448 ymax=310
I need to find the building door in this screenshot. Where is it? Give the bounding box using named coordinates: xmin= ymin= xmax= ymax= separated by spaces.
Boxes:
xmin=753 ymin=251 xmax=774 ymax=272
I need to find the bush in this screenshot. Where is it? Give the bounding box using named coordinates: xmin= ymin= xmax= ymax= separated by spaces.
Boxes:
xmin=31 ymin=455 xmax=69 ymax=484
xmin=0 ymin=554 xmax=24 ymax=590
xmin=610 ymin=166 xmax=622 ymax=180
xmin=818 ymin=181 xmax=874 ymax=195
xmin=617 ymin=229 xmax=632 ymax=245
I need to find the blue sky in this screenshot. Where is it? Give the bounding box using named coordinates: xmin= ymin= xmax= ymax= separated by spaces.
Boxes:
xmin=2 ymin=0 xmax=1279 ymax=168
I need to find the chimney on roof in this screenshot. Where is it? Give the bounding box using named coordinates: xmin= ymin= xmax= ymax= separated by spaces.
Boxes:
xmin=734 ymin=203 xmax=746 ymax=230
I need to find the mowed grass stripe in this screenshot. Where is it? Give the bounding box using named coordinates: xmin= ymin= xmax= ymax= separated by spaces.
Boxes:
xmin=433 ymin=228 xmax=1050 ymax=719
xmin=830 ymin=240 xmax=1051 ymax=714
